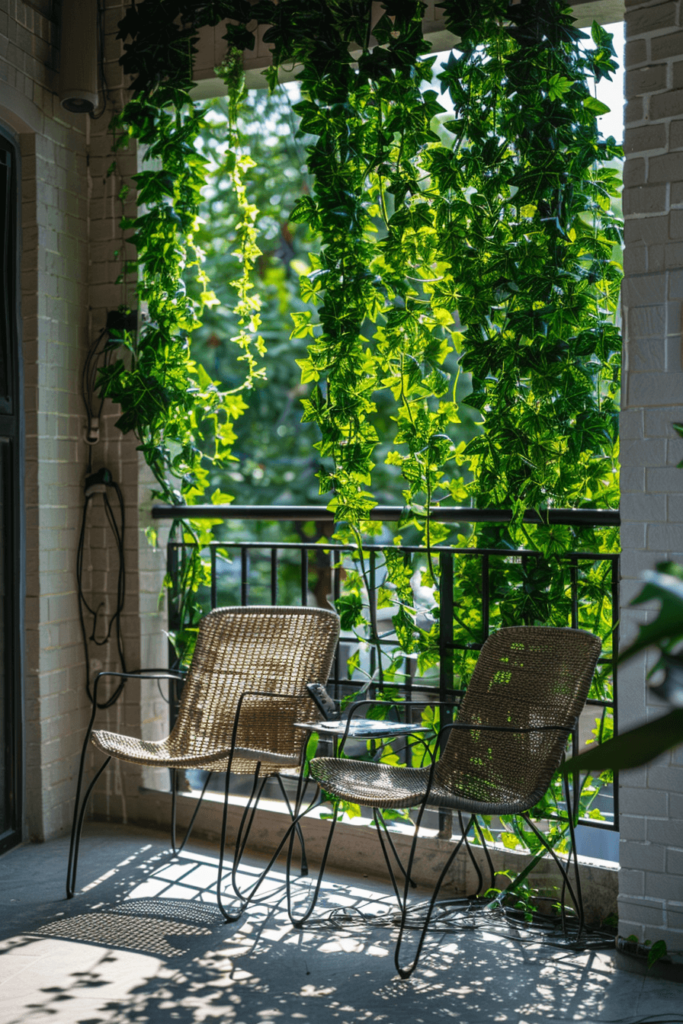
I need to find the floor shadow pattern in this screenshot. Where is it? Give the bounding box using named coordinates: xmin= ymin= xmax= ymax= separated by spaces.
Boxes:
xmin=1 ymin=823 xmax=682 ymax=1024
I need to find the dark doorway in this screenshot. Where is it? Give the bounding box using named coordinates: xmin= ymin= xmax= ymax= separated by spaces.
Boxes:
xmin=0 ymin=127 xmax=24 ymax=856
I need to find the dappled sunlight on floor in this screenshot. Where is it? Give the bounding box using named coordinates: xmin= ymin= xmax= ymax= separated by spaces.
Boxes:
xmin=0 ymin=823 xmax=680 ymax=1024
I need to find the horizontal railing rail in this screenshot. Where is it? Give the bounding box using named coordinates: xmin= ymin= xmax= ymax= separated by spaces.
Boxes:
xmin=159 ymin=505 xmax=620 ymax=842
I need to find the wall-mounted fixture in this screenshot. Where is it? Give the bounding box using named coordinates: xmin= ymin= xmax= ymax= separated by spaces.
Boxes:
xmin=59 ymin=0 xmax=99 ymax=114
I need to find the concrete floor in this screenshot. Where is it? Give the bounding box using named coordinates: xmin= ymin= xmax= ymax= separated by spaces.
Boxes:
xmin=0 ymin=823 xmax=681 ymax=1024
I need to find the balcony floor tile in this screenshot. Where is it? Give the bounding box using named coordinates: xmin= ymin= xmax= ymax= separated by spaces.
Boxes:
xmin=0 ymin=822 xmax=679 ymax=1023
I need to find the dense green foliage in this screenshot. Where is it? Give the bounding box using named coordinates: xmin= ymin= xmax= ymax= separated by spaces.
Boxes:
xmin=191 ymin=88 xmax=479 ymax=515
xmin=438 ymin=4 xmax=622 ymax=519
xmin=104 ymin=0 xmax=623 ymax=880
xmin=108 ymin=0 xmax=621 ymax=525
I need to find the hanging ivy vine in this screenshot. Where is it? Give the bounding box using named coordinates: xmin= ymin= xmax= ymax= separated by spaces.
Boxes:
xmin=100 ymin=2 xmax=264 ymax=652
xmin=104 ymin=0 xmax=622 ymax=874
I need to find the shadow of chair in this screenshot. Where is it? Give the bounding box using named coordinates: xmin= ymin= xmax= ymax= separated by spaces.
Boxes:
xmin=66 ymin=605 xmax=340 ymax=920
xmin=284 ymin=625 xmax=602 ymax=977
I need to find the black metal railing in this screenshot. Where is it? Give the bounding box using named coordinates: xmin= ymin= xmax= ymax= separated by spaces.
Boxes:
xmin=154 ymin=505 xmax=620 ymax=843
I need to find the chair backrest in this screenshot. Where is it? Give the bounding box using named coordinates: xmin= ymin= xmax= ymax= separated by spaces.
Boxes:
xmin=171 ymin=606 xmax=340 ymax=765
xmin=434 ymin=626 xmax=602 ymax=813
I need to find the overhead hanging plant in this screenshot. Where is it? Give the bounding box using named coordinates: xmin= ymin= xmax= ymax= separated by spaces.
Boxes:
xmin=247 ymin=0 xmax=622 ymax=705
xmin=104 ymin=0 xmax=622 ymax=870
xmin=250 ymin=0 xmax=622 ymax=847
xmin=422 ymin=0 xmax=623 ymax=693
xmin=100 ymin=1 xmax=265 ymax=651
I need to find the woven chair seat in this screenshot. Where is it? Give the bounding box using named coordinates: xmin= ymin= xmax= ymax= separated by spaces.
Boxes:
xmin=311 ymin=759 xmax=431 ymax=808
xmin=309 ymin=756 xmax=562 ymax=814
xmin=91 ymin=730 xmax=301 ymax=773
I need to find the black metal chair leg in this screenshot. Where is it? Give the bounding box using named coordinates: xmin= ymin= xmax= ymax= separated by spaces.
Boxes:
xmin=215 ymin=765 xmax=242 ymax=923
xmin=171 ymin=770 xmax=213 ymax=857
xmin=563 ymin=773 xmax=586 ymax=938
xmin=66 ymin=694 xmax=101 ymax=899
xmin=521 ymin=812 xmax=584 ymax=934
xmin=171 ymin=769 xmax=177 ymax=853
xmin=286 ymin=800 xmax=340 ymax=928
xmin=391 ymin=798 xmax=430 ymax=975
xmin=373 ymin=809 xmax=405 ymax=910
xmin=276 ymin=774 xmax=309 ymax=876
xmin=376 ymin=809 xmax=417 ymax=889
xmin=66 ymin=756 xmax=111 ymax=898
xmin=394 ymin=813 xmax=475 ymax=979
xmin=216 ymin=763 xmax=315 ymax=923
xmin=230 ymin=768 xmax=266 ymax=903
xmin=232 ymin=766 xmax=321 ymax=914
xmin=473 ymin=816 xmax=496 ymax=896
xmin=459 ymin=810 xmax=484 ymax=897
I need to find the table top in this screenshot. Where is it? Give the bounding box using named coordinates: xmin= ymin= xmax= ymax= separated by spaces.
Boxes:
xmin=293 ymin=718 xmax=429 ymax=739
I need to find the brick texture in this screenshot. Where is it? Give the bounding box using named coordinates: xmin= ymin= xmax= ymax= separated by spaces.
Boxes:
xmin=0 ymin=0 xmax=166 ymax=842
xmin=622 ymin=0 xmax=683 ymax=950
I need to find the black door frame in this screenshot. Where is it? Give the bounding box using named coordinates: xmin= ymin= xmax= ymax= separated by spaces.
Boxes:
xmin=0 ymin=122 xmax=25 ymax=857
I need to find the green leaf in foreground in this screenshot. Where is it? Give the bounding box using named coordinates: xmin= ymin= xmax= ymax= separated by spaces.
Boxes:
xmin=648 ymin=940 xmax=669 ymax=969
xmin=563 ymin=710 xmax=683 ymax=773
xmin=618 ymin=568 xmax=683 ymax=660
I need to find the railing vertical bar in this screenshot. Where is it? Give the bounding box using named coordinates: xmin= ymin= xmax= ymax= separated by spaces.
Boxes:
xmin=439 ymin=549 xmax=454 ymax=707
xmin=241 ymin=547 xmax=249 ymax=607
xmin=404 ymin=547 xmax=413 ymax=712
xmin=270 ymin=547 xmax=278 ymax=605
xmin=521 ymin=552 xmax=530 ymax=625
xmin=369 ymin=549 xmax=377 ymax=694
xmin=333 ymin=551 xmax=341 ymax=694
xmin=301 ymin=547 xmax=308 ymax=606
xmin=438 ymin=549 xmax=455 ymax=838
xmin=405 ymin=651 xmax=414 ymax=771
xmin=167 ymin=542 xmax=179 ymax=632
xmin=482 ymin=552 xmax=490 ymax=641
xmin=570 ymin=555 xmax=579 ymax=629
xmin=210 ymin=545 xmax=217 ymax=611
xmin=167 ymin=542 xmax=181 ymax=731
xmin=571 ymin=554 xmax=579 ymax=824
xmin=569 ymin=555 xmax=580 ymax=831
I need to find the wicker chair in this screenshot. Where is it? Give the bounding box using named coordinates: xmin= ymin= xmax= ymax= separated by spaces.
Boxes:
xmin=66 ymin=606 xmax=340 ymax=919
xmin=285 ymin=625 xmax=602 ymax=977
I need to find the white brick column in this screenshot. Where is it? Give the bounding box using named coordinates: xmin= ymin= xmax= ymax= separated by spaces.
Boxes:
xmin=620 ymin=0 xmax=683 ymax=948
xmin=0 ymin=0 xmax=167 ymax=842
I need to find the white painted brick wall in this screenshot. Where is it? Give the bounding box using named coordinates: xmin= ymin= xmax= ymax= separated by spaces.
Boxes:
xmin=622 ymin=0 xmax=683 ymax=949
xmin=0 ymin=0 xmax=166 ymax=843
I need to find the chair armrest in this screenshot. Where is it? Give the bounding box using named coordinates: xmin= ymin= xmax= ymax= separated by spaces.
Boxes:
xmin=94 ymin=669 xmax=186 ymax=682
xmin=89 ymin=668 xmax=187 ymax=708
